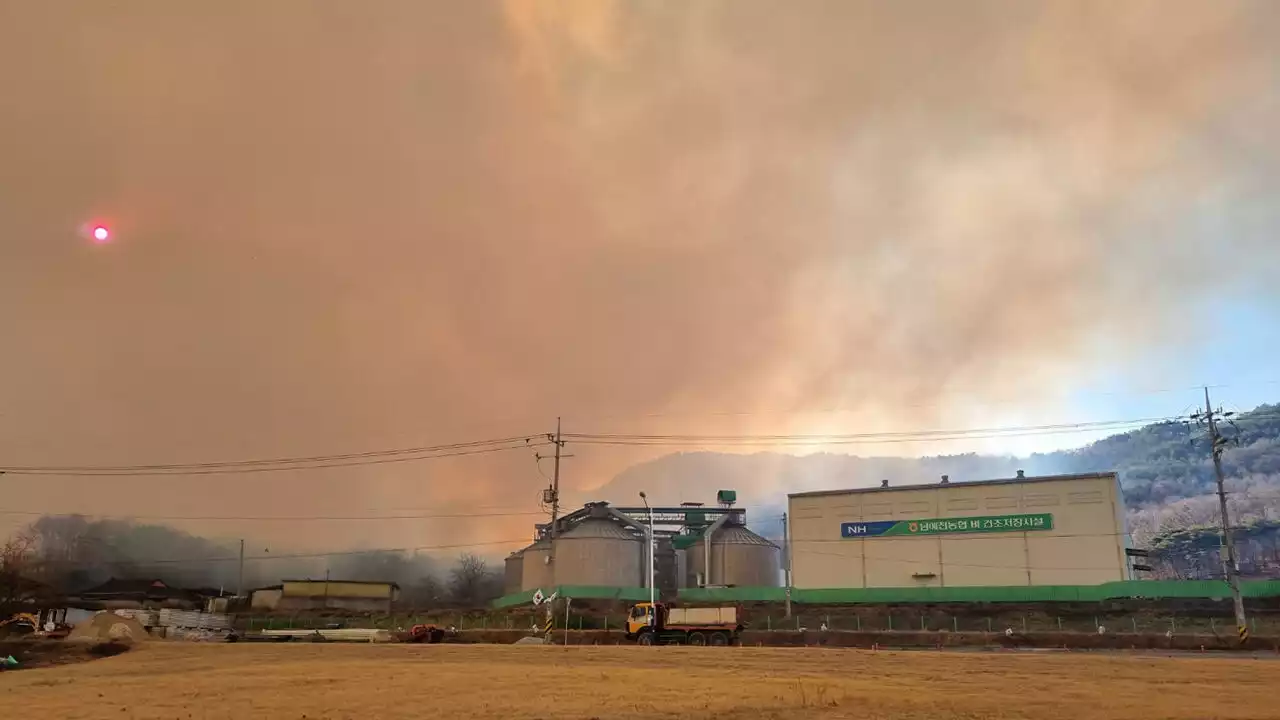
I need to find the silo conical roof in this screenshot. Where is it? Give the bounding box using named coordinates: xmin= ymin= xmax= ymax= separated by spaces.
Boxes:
xmin=559 ymin=518 xmax=639 ymax=540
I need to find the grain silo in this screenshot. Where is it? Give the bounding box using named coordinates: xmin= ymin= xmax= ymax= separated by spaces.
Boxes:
xmin=687 ymin=524 xmax=781 ymax=587
xmin=503 ymin=550 xmax=524 ymax=595
xmin=519 ymin=538 xmax=553 ymax=592
xmin=654 ymin=537 xmax=678 ymax=596
xmin=553 ymin=513 xmax=643 ymax=587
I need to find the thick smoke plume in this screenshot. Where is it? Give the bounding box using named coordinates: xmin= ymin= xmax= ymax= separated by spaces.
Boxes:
xmin=1 ymin=2 xmax=1278 ymax=556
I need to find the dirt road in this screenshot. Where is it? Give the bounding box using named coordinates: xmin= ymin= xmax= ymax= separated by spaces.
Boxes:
xmin=2 ymin=643 xmax=1277 ymax=719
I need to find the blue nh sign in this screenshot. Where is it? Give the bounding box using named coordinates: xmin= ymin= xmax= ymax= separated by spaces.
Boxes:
xmin=840 ymin=521 xmax=898 ymax=538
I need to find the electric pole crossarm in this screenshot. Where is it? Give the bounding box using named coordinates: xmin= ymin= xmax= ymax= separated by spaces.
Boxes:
xmin=783 ymin=512 xmax=792 ymax=618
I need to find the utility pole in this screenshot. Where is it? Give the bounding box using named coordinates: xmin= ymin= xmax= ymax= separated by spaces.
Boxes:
xmin=237 ymin=539 xmax=245 ymax=597
xmin=782 ymin=512 xmax=793 ymax=618
xmin=550 ymin=417 xmax=562 ymax=552
xmin=1200 ymin=386 xmax=1248 ymax=642
xmin=545 ymin=417 xmax=564 ymax=640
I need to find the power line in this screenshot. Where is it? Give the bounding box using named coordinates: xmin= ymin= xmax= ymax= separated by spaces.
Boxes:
xmin=563 ymin=417 xmax=1178 ymax=447
xmin=23 ymin=538 xmax=532 ymax=568
xmin=0 ymin=509 xmax=547 ymax=522
xmin=0 ymin=434 xmax=544 ymax=473
xmin=10 ymin=408 xmax=1275 ymax=477
xmin=565 ymin=417 xmax=1173 ymax=440
xmin=0 ymin=441 xmax=550 ymax=477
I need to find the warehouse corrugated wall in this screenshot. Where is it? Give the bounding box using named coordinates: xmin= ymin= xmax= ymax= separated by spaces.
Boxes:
xmin=676 ymin=579 xmax=1280 ymax=604
xmin=504 ymin=551 xmax=524 ymax=595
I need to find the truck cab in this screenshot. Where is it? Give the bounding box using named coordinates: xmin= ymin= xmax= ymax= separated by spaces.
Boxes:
xmin=626 ymin=602 xmax=658 ymax=638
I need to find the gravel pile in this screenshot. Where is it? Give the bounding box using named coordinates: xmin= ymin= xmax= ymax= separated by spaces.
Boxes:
xmin=67 ymin=613 xmax=149 ymax=644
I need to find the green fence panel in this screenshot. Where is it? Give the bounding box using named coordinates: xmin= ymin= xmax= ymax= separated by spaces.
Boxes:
xmin=491 ymin=585 xmax=651 ymax=608
xmin=494 ymin=580 xmax=1280 ymax=608
xmin=677 ymin=587 xmax=787 ymax=604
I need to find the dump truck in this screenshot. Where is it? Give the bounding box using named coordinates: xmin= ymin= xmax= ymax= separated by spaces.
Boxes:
xmin=625 ymin=602 xmax=743 ymax=646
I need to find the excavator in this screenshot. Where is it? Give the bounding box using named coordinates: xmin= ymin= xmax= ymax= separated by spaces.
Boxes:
xmin=0 ymin=613 xmax=38 ymax=637
xmin=406 ymin=623 xmax=454 ymax=644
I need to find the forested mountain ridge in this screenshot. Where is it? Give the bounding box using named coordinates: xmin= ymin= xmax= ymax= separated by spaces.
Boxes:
xmin=601 ymin=404 xmax=1280 ymax=513
xmin=1036 ymin=404 xmax=1280 ymax=577
xmin=1036 ymin=403 xmax=1280 ymax=508
xmin=598 ymin=404 xmax=1280 ymax=577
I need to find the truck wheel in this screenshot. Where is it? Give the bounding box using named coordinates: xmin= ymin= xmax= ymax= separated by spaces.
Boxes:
xmin=709 ymin=632 xmax=729 ymax=646
xmin=688 ymin=632 xmax=707 ymax=646
xmin=637 ymin=632 xmax=655 ymax=646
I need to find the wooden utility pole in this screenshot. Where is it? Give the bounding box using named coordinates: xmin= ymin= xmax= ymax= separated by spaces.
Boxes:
xmin=550 ymin=417 xmax=562 ymax=552
xmin=1202 ymin=387 xmax=1249 ymax=642
xmin=545 ymin=418 xmax=564 ymax=639
xmin=782 ymin=512 xmax=793 ymax=618
xmin=237 ymin=539 xmax=245 ymax=597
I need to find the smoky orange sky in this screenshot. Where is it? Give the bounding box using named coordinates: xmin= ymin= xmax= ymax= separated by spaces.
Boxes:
xmin=2 ymin=1 xmax=1279 ymax=556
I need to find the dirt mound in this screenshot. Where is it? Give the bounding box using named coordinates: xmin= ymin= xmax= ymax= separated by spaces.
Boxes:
xmin=68 ymin=613 xmax=149 ymax=644
xmin=0 ymin=639 xmax=133 ymax=670
xmin=87 ymin=641 xmax=132 ymax=658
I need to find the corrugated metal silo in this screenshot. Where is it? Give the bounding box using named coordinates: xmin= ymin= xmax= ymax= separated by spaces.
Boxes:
xmin=672 ymin=534 xmax=699 ymax=588
xmin=519 ymin=539 xmax=553 ymax=592
xmin=503 ymin=550 xmax=524 ymax=595
xmin=654 ymin=537 xmax=677 ymax=595
xmin=553 ymin=518 xmax=643 ymax=587
xmin=687 ymin=525 xmax=780 ymax=587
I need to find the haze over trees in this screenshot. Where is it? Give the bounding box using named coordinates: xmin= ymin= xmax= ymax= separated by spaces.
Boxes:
xmin=0 ymin=514 xmax=502 ymax=608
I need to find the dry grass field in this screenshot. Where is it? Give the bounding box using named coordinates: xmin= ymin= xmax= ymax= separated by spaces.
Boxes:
xmin=2 ymin=643 xmax=1278 ymax=719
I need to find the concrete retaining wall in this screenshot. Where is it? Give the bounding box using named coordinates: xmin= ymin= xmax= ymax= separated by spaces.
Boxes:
xmin=450 ymin=628 xmax=1280 ymax=652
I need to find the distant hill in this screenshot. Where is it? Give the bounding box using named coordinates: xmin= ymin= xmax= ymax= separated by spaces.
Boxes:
xmin=1033 ymin=403 xmax=1280 ymax=508
xmin=593 ymin=403 xmax=1280 ymax=577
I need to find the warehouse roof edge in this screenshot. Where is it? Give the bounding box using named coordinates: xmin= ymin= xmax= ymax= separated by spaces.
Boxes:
xmin=788 ymin=471 xmax=1121 ymax=499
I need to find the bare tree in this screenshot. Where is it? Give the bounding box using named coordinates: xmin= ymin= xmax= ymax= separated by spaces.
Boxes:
xmin=448 ymin=553 xmax=501 ymax=607
xmin=0 ymin=530 xmax=38 ymax=608
xmin=23 ymin=515 xmax=96 ymax=592
xmin=403 ymin=574 xmax=446 ymax=609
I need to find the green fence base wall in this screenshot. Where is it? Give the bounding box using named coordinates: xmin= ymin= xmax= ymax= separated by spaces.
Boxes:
xmin=493 ymin=580 xmax=1280 ymax=609
xmin=676 ymin=580 xmax=1280 ymax=605
xmin=492 ymin=585 xmax=652 ymax=609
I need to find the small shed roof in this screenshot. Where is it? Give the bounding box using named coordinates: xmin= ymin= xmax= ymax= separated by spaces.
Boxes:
xmin=280 ymin=578 xmax=400 ymax=589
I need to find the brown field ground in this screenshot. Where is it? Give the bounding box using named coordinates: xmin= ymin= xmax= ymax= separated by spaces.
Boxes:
xmin=2 ymin=643 xmax=1278 ymax=720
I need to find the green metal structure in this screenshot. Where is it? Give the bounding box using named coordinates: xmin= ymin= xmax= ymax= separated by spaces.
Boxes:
xmin=492 ymin=580 xmax=1280 ymax=609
